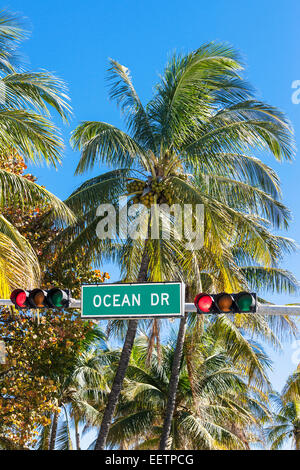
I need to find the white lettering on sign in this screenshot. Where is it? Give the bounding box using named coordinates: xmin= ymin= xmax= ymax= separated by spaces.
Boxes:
xmin=122 ymin=294 xmax=130 ymax=306
xmin=132 ymin=294 xmax=140 ymax=306
xmin=151 ymin=293 xmax=169 ymax=306
xmin=93 ymin=295 xmax=101 ymax=307
xmin=113 ymin=295 xmax=120 ymax=307
xmin=104 ymin=295 xmax=111 ymax=307
xmin=92 ymin=293 xmax=141 ymax=308
xmin=161 ymin=293 xmax=169 ymax=305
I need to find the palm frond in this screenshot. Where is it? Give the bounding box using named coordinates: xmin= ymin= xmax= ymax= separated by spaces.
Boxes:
xmin=2 ymin=71 xmax=71 ymax=121
xmin=71 ymin=121 xmax=147 ymax=174
xmin=0 ymin=109 xmax=64 ymax=167
xmin=240 ymin=266 xmax=299 ymax=295
xmin=108 ymin=59 xmax=155 ymax=150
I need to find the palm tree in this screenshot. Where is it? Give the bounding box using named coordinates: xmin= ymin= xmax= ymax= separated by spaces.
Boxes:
xmin=266 ymin=395 xmax=300 ymax=449
xmin=102 ymin=333 xmax=270 ymax=450
xmin=0 ymin=11 xmax=74 ymax=295
xmin=35 ymin=327 xmax=108 ymax=450
xmin=266 ymin=366 xmax=300 ymax=449
xmin=60 ymin=42 xmax=296 ymax=448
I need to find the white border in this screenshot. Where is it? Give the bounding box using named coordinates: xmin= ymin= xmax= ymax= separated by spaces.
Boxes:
xmin=81 ymin=282 xmax=185 ymax=319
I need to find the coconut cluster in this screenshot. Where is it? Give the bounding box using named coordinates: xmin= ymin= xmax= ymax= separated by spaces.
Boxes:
xmin=126 ymin=179 xmax=173 ymax=208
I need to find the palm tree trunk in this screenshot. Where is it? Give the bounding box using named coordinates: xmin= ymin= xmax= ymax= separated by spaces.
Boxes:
xmin=49 ymin=411 xmax=59 ymax=450
xmin=74 ymin=417 xmax=81 ymax=450
xmin=295 ymin=430 xmax=300 ymax=450
xmin=185 ymin=316 xmax=204 ymax=409
xmin=185 ymin=345 xmax=197 ymax=405
xmin=159 ymin=313 xmax=188 ymax=450
xmin=43 ymin=423 xmax=51 ymax=450
xmin=229 ymin=423 xmax=250 ymax=450
xmin=146 ymin=319 xmax=160 ymax=365
xmin=94 ymin=247 xmax=149 ymax=450
xmin=62 ymin=404 xmax=73 ymax=450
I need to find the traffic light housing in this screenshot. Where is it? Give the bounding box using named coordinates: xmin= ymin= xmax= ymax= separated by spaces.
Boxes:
xmin=194 ymin=292 xmax=256 ymax=314
xmin=10 ymin=288 xmax=70 ymax=309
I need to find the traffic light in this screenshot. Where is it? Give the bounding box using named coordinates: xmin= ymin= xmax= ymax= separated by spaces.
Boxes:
xmin=194 ymin=292 xmax=256 ymax=314
xmin=10 ymin=288 xmax=70 ymax=309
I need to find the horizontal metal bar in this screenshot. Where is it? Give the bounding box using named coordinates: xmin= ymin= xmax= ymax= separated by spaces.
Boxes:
xmin=0 ymin=299 xmax=82 ymax=308
xmin=184 ymin=303 xmax=300 ymax=315
xmin=0 ymin=299 xmax=14 ymax=306
xmin=0 ymin=299 xmax=300 ymax=315
xmin=70 ymin=299 xmax=81 ymax=308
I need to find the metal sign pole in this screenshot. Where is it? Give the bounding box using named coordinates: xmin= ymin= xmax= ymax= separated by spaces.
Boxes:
xmin=184 ymin=303 xmax=300 ymax=315
xmin=0 ymin=299 xmax=300 ymax=315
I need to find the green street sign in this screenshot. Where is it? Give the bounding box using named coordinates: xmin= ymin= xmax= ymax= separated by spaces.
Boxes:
xmin=81 ymin=282 xmax=185 ymax=319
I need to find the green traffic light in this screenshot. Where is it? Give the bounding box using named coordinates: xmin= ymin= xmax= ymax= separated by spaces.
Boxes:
xmin=236 ymin=293 xmax=252 ymax=312
xmin=50 ymin=290 xmax=63 ymax=307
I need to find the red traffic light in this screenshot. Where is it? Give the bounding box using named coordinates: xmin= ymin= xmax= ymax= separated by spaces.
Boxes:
xmin=194 ymin=294 xmax=213 ymax=313
xmin=10 ymin=289 xmax=29 ymax=308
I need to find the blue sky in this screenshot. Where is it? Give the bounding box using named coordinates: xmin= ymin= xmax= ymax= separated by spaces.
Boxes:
xmin=4 ymin=0 xmax=300 ymax=414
